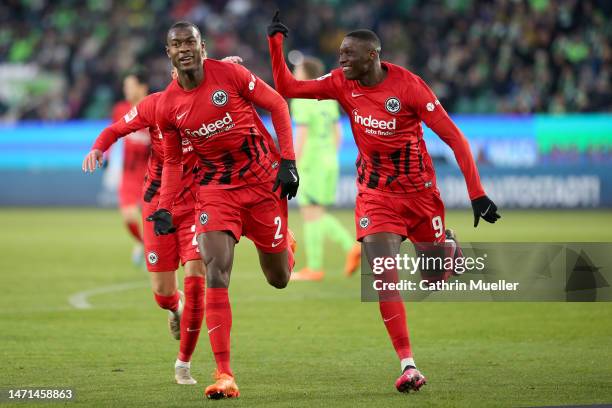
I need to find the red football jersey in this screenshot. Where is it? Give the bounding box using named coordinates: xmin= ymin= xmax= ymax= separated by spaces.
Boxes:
xmin=111 ymin=101 xmax=132 ymax=123
xmin=94 ymin=93 xmax=199 ymax=204
xmin=111 ymin=101 xmax=151 ymax=175
xmin=269 ymin=35 xmax=485 ymax=199
xmin=156 ymin=58 xmax=294 ymax=210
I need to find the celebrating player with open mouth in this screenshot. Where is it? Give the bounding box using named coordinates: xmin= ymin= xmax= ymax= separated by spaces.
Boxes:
xmin=83 ymin=57 xmax=243 ymax=386
xmin=267 ymin=11 xmax=500 ymax=393
xmin=149 ymin=21 xmax=298 ymax=399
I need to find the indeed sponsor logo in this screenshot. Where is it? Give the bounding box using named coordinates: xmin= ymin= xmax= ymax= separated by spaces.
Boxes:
xmin=353 ymin=109 xmax=396 ymax=135
xmin=185 ymin=112 xmax=235 ymax=138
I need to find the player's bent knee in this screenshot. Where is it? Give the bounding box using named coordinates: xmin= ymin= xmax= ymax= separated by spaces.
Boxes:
xmin=266 ymin=275 xmax=289 ymax=289
xmin=257 ymin=249 xmax=290 ymax=289
xmin=150 ymin=271 xmax=178 ymax=296
xmin=272 ymin=274 xmax=289 ymax=288
xmin=184 ymin=260 xmax=206 ymax=277
xmin=262 ymin=264 xmax=290 ymax=289
xmin=153 ymin=287 xmax=176 ymax=297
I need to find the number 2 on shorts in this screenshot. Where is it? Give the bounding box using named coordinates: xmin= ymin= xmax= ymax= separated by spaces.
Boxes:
xmin=274 ymin=216 xmax=283 ymax=240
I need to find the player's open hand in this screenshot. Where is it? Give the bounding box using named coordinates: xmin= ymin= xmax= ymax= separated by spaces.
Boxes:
xmin=273 ymin=158 xmax=299 ymax=200
xmin=267 ymin=10 xmax=289 ymax=38
xmin=471 ymin=195 xmax=501 ymax=227
xmin=82 ymin=149 xmax=104 ymax=173
xmin=221 ymin=55 xmax=243 ymax=64
xmin=146 ymin=209 xmax=177 ymax=235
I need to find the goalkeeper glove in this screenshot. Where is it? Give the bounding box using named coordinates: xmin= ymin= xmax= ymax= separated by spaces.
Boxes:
xmin=146 ymin=209 xmax=176 ymax=235
xmin=471 ymin=195 xmax=501 ymax=227
xmin=267 ymin=10 xmax=289 ymax=37
xmin=273 ymin=159 xmax=299 ymax=200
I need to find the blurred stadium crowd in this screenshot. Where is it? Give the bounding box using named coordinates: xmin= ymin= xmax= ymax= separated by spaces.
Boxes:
xmin=0 ymin=0 xmax=609 ymax=121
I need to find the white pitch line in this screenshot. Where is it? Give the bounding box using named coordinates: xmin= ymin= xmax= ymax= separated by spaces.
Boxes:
xmin=68 ymin=281 xmax=149 ymax=310
xmin=67 ymin=277 xmax=357 ymax=310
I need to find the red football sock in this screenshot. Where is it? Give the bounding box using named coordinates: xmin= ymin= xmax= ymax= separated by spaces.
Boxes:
xmin=178 ymin=276 xmax=205 ymax=362
xmin=379 ymin=301 xmax=412 ymax=360
xmin=205 ymin=288 xmax=232 ymax=375
xmin=154 ymin=291 xmax=179 ymax=312
xmin=126 ymin=220 xmax=143 ymax=243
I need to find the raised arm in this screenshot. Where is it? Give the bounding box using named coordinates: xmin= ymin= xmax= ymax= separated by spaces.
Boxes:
xmin=409 ymin=76 xmax=500 ymax=226
xmin=83 ymin=103 xmax=151 ymax=173
xmin=429 ymin=116 xmax=484 ymax=200
xmin=430 ymin=117 xmax=500 ymax=226
xmin=267 ymin=12 xmax=336 ymax=100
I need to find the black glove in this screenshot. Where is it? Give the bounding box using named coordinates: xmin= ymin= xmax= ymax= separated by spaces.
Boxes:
xmin=146 ymin=209 xmax=176 ymax=235
xmin=267 ymin=10 xmax=289 ymax=37
xmin=273 ymin=159 xmax=299 ymax=200
xmin=471 ymin=195 xmax=501 ymax=227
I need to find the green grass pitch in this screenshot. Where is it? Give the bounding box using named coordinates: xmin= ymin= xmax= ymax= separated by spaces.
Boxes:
xmin=0 ymin=208 xmax=611 ymax=407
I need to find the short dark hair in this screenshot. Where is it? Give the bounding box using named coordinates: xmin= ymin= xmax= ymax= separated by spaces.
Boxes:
xmin=300 ymin=57 xmax=325 ymax=80
xmin=167 ymin=21 xmax=202 ymax=42
xmin=125 ymin=66 xmax=149 ymax=86
xmin=345 ymin=29 xmax=381 ymax=52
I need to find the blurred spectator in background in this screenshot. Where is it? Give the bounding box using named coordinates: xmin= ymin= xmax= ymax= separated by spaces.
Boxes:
xmin=0 ymin=0 xmax=609 ymax=122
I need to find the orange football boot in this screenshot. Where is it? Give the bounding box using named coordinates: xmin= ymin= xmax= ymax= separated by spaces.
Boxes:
xmin=343 ymin=243 xmax=362 ymax=277
xmin=204 ymin=370 xmax=240 ymax=399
